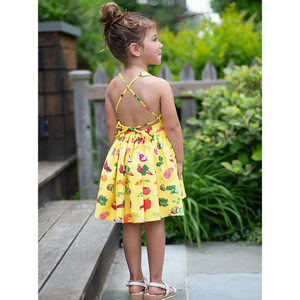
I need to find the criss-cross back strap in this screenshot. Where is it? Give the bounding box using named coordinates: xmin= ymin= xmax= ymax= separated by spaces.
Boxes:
xmin=115 ymin=72 xmax=159 ymax=127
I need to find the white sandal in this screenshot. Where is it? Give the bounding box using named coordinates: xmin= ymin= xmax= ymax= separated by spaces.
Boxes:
xmin=126 ymin=278 xmax=148 ymax=300
xmin=144 ymin=281 xmax=177 ymax=300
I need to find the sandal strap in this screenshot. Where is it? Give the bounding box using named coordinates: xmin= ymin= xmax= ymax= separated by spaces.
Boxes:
xmin=148 ymin=281 xmax=170 ymax=297
xmin=126 ymin=278 xmax=148 ymax=288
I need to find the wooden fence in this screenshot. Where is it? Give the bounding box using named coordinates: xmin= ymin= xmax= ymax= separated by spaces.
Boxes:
xmin=68 ymin=58 xmax=259 ymax=199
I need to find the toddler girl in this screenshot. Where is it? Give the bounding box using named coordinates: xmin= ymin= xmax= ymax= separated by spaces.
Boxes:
xmin=94 ymin=3 xmax=186 ymax=299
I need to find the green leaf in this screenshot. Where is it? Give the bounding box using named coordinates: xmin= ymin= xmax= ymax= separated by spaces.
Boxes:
xmin=250 ymin=123 xmax=259 ymax=129
xmin=256 ymin=143 xmax=262 ymax=151
xmin=252 ymin=151 xmax=262 ymax=161
xmin=250 ymin=172 xmax=262 ymax=179
xmin=238 ymin=153 xmax=249 ymax=165
xmin=221 ymin=162 xmax=232 ymax=170
xmin=232 ymin=160 xmax=242 ymax=167
xmin=231 ymin=167 xmax=241 ymax=173
xmin=229 ymin=143 xmax=243 ymax=153
xmin=187 ymin=117 xmax=201 ymax=125
xmin=229 ymin=119 xmax=240 ymax=126
xmin=182 ymin=90 xmax=195 ymax=97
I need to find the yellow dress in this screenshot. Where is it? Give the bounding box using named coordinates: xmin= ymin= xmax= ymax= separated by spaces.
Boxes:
xmin=94 ymin=72 xmax=186 ymax=223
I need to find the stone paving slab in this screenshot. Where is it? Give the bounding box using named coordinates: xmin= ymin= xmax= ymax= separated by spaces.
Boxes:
xmin=101 ymin=290 xmax=186 ymax=300
xmin=100 ymin=245 xmax=186 ymax=299
xmin=187 ymin=242 xmax=262 ymax=300
xmin=99 ymin=242 xmax=262 ymax=300
xmin=188 ymin=274 xmax=262 ymax=300
xmin=187 ymin=242 xmax=262 ymax=274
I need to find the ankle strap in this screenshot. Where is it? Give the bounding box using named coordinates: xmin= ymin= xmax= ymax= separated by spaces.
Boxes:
xmin=148 ymin=281 xmax=169 ymax=297
xmin=126 ymin=278 xmax=148 ymax=288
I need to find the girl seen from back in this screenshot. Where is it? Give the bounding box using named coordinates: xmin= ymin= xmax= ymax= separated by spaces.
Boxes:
xmin=94 ymin=3 xmax=186 ymax=299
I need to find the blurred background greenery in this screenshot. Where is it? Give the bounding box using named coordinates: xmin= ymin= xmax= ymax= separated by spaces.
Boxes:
xmin=38 ymin=0 xmax=262 ymax=79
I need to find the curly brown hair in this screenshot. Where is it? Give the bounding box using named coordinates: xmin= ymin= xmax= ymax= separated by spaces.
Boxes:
xmin=99 ymin=2 xmax=156 ymax=66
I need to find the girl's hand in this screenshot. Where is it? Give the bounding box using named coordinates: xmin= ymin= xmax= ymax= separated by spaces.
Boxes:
xmin=177 ymin=162 xmax=183 ymax=179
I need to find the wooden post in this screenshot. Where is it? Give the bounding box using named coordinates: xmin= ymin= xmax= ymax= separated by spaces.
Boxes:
xmin=93 ymin=65 xmax=109 ymax=175
xmin=158 ymin=63 xmax=173 ymax=81
xmin=227 ymin=59 xmax=236 ymax=69
xmin=250 ymin=58 xmax=260 ymax=67
xmin=93 ymin=64 xmax=108 ymax=84
xmin=113 ymin=65 xmax=124 ymax=78
xmin=201 ymin=61 xmax=217 ymax=80
xmin=180 ymin=62 xmax=197 ymax=131
xmin=68 ymin=70 xmax=96 ymax=199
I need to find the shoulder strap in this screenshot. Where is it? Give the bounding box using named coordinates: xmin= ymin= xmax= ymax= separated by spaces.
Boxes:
xmin=115 ymin=72 xmax=140 ymax=114
xmin=116 ymin=72 xmax=158 ymax=120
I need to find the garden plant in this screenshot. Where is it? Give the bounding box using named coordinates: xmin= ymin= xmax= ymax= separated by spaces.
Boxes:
xmin=161 ymin=62 xmax=262 ymax=248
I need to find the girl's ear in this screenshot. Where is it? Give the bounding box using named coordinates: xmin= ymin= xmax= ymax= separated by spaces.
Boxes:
xmin=129 ymin=43 xmax=141 ymax=57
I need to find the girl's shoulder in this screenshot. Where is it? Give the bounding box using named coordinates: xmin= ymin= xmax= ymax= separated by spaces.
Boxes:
xmin=107 ymin=75 xmax=119 ymax=89
xmin=152 ymin=76 xmax=173 ymax=95
xmin=145 ymin=75 xmax=171 ymax=91
xmin=148 ymin=75 xmax=168 ymax=84
xmin=116 ymin=72 xmax=167 ymax=85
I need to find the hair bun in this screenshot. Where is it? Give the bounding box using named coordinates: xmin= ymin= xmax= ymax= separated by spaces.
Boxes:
xmin=99 ymin=2 xmax=122 ymax=26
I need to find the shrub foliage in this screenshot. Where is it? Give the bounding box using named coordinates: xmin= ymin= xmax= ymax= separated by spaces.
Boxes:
xmin=165 ymin=63 xmax=262 ymax=248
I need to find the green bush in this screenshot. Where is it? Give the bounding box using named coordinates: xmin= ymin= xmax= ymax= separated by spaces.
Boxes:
xmin=164 ymin=63 xmax=262 ymax=248
xmin=153 ymin=4 xmax=262 ymax=80
xmin=186 ymin=62 xmax=262 ymax=186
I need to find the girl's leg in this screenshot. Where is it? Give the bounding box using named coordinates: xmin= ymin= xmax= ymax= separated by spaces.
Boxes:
xmin=123 ymin=222 xmax=145 ymax=293
xmin=144 ymin=218 xmax=174 ymax=295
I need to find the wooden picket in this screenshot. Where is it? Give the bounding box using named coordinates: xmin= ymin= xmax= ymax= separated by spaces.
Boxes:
xmin=68 ymin=58 xmax=260 ymax=199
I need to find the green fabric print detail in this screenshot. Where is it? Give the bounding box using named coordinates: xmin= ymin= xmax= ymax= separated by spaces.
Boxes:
xmin=166 ymin=185 xmax=179 ymax=194
xmin=157 ymin=142 xmax=164 ymax=149
xmin=149 ymin=134 xmax=155 ymax=142
xmin=124 ymin=165 xmax=133 ymax=175
xmin=172 ymin=200 xmax=176 ymax=203
xmin=132 ymin=213 xmax=139 ymax=219
xmin=126 ymin=178 xmax=131 ymax=184
xmin=139 ymin=164 xmax=152 ymax=176
xmin=125 ymin=187 xmax=131 ymax=195
xmin=159 ymin=198 xmax=169 ymax=207
xmin=116 ymin=192 xmax=124 ymax=197
xmin=178 ymin=207 xmax=183 ymax=214
xmin=97 ymin=195 xmax=108 ymax=206
xmin=156 ymin=156 xmax=164 ymax=167
xmin=137 ymin=192 xmax=143 ymax=197
xmin=152 ymin=212 xmax=160 ymax=218
xmin=114 ymin=162 xmax=118 ymax=167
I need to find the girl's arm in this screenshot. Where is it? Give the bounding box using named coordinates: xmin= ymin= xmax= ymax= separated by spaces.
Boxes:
xmin=159 ymin=80 xmax=184 ymax=177
xmin=105 ymin=90 xmax=118 ymax=147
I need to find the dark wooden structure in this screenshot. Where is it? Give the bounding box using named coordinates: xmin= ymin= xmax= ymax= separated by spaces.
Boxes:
xmin=38 ymin=21 xmax=81 ymax=161
xmin=38 ymin=21 xmax=82 ymax=205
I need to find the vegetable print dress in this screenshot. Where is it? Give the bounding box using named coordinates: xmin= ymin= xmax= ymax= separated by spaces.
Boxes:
xmin=94 ymin=71 xmax=186 ymax=223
